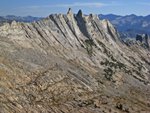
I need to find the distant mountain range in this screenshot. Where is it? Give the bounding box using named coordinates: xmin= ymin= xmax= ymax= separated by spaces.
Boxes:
xmin=0 ymin=15 xmax=42 ymax=26
xmin=99 ymin=14 xmax=150 ymax=38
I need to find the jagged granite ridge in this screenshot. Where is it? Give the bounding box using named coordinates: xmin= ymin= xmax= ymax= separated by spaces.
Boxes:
xmin=0 ymin=9 xmax=150 ymax=113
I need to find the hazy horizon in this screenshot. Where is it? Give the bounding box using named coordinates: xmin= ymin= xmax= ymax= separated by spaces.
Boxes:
xmin=0 ymin=0 xmax=150 ymax=17
xmin=0 ymin=12 xmax=150 ymax=18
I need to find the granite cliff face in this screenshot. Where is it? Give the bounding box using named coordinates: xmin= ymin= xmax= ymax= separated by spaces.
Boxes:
xmin=0 ymin=9 xmax=150 ymax=113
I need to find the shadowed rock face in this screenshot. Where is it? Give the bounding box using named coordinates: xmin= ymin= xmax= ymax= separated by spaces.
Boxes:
xmin=136 ymin=34 xmax=143 ymax=43
xmin=0 ymin=9 xmax=150 ymax=113
xmin=136 ymin=34 xmax=150 ymax=48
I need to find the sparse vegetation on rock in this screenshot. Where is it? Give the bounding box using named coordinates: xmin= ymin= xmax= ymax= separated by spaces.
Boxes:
xmin=0 ymin=8 xmax=150 ymax=113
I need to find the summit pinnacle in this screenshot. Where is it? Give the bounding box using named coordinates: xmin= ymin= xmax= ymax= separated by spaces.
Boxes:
xmin=77 ymin=9 xmax=83 ymax=17
xmin=67 ymin=8 xmax=73 ymax=15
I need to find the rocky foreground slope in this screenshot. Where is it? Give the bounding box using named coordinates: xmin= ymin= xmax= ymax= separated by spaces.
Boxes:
xmin=0 ymin=9 xmax=150 ymax=113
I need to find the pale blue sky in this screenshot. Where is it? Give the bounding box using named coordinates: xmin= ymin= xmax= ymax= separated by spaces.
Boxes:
xmin=0 ymin=0 xmax=149 ymax=16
